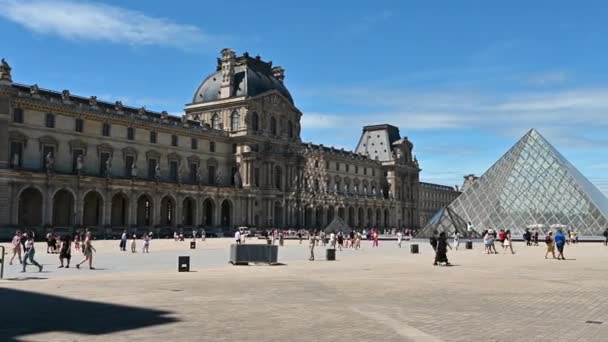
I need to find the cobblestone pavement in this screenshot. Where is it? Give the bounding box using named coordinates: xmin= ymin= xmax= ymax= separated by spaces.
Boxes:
xmin=1 ymin=238 xmax=607 ymax=342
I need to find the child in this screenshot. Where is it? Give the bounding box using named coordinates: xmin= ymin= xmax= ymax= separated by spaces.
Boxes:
xmin=130 ymin=234 xmax=137 ymax=253
xmin=58 ymin=235 xmax=72 ymax=268
xmin=74 ymin=233 xmax=81 ymax=252
xmin=142 ymin=233 xmax=150 ymax=253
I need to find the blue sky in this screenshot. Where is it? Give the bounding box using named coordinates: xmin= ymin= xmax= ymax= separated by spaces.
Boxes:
xmin=3 ymin=0 xmax=608 ymax=193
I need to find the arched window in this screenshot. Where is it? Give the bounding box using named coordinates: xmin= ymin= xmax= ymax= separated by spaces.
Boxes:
xmin=270 ymin=116 xmax=277 ymax=135
xmin=288 ymin=120 xmax=293 ymax=138
xmin=211 ymin=113 xmax=220 ymax=130
xmin=251 ymin=112 xmax=259 ymax=131
xmin=230 ymin=111 xmax=239 ymax=131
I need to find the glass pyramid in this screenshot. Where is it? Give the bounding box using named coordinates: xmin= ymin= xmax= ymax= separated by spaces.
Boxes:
xmin=420 ymin=129 xmax=608 ymax=238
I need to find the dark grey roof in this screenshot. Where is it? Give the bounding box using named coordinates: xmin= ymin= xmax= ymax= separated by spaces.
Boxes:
xmin=192 ymin=64 xmax=293 ymax=104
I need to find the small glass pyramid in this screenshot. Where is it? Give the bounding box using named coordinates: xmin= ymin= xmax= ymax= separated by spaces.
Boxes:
xmin=420 ymin=129 xmax=608 ymax=238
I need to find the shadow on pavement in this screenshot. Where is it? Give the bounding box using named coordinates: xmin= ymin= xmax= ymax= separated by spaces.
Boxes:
xmin=0 ymin=288 xmax=178 ymax=341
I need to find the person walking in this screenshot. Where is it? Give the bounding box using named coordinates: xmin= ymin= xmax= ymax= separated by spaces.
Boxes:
xmin=142 ymin=233 xmax=150 ymax=253
xmin=309 ymin=233 xmax=316 ymax=261
xmin=453 ymin=230 xmax=460 ymax=251
xmin=397 ymin=230 xmax=403 ymax=248
xmin=235 ymin=230 xmax=241 ymax=244
xmin=201 ymin=229 xmax=206 ymax=241
xmin=524 ymin=229 xmax=531 ymax=246
xmin=74 ymin=232 xmax=81 ymax=252
xmin=58 ymin=235 xmax=72 ymax=268
xmin=130 ymin=234 xmax=137 ymax=253
xmin=433 ymin=232 xmax=452 ymax=266
xmin=337 ymin=232 xmax=344 ymax=251
xmin=9 ymin=230 xmax=23 ymax=265
xmin=120 ymin=230 xmax=127 ymax=251
xmin=603 ymin=228 xmax=608 ymax=246
xmin=298 ymin=231 xmax=302 ymax=244
xmin=329 ymin=231 xmax=336 ymax=249
xmin=544 ymin=231 xmax=556 ymax=259
xmin=21 ymin=233 xmax=43 ymax=273
xmin=533 ymin=230 xmax=539 ymax=246
xmin=503 ymin=230 xmax=515 ymax=254
xmin=554 ymin=229 xmax=567 ymax=260
xmin=430 ymin=231 xmax=439 ymax=252
xmin=372 ymin=230 xmax=379 ymax=247
xmin=76 ymin=230 xmax=96 ymax=270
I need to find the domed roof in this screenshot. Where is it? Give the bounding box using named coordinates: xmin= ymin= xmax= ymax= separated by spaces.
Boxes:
xmin=192 ymin=57 xmax=293 ymax=105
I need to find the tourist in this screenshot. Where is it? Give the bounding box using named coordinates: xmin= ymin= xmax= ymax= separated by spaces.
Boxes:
xmin=309 ymin=233 xmax=316 ymax=261
xmin=235 ymin=230 xmax=241 ymax=244
xmin=201 ymin=229 xmax=206 ymax=241
xmin=74 ymin=232 xmax=81 ymax=252
xmin=76 ymin=230 xmax=96 ymax=270
xmin=279 ymin=230 xmax=284 ymax=246
xmin=130 ymin=234 xmax=137 ymax=253
xmin=545 ymin=231 xmax=556 ymax=259
xmin=319 ymin=231 xmax=325 ymax=246
xmin=192 ymin=229 xmax=197 ymax=240
xmin=497 ymin=229 xmax=505 ymax=248
xmin=453 ymin=230 xmax=460 ymax=250
xmin=58 ymin=235 xmax=71 ymax=268
xmin=174 ymin=231 xmax=179 ymax=241
xmin=372 ymin=230 xmax=379 ymax=247
xmin=329 ymin=231 xmax=336 ymax=249
xmin=397 ymin=230 xmax=403 ymax=248
xmin=298 ymin=231 xmax=302 ymax=244
xmin=46 ymin=232 xmax=55 ymax=254
xmin=142 ymin=233 xmax=150 ymax=253
xmin=603 ymin=228 xmax=608 ymax=246
xmin=337 ymin=232 xmax=344 ymax=251
xmin=120 ymin=230 xmax=127 ymax=251
xmin=566 ymin=230 xmax=572 ymax=245
xmin=524 ymin=229 xmax=531 ymax=246
xmin=533 ymin=230 xmax=539 ymax=246
xmin=430 ymin=230 xmax=439 ymax=252
xmin=490 ymin=229 xmax=498 ymax=254
xmin=503 ymin=230 xmax=514 ymax=254
xmin=349 ymin=230 xmax=355 ymax=248
xmin=21 ymin=233 xmax=43 ymax=273
xmin=433 ymin=232 xmax=452 ymax=266
xmin=555 ymin=229 xmax=567 ymax=260
xmin=483 ymin=230 xmax=493 ymax=254
xmin=9 ymin=230 xmax=23 ymax=265
xmin=355 ymin=231 xmax=361 ymax=249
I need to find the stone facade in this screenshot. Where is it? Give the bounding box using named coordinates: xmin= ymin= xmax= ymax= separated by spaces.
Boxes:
xmin=0 ymin=50 xmax=453 ymax=237
xmin=418 ymin=182 xmax=461 ymax=226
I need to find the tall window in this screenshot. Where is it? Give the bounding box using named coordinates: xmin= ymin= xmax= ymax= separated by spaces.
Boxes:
xmin=232 ymin=144 xmax=237 ymax=154
xmin=171 ymin=135 xmax=178 ymax=147
xmin=99 ymin=152 xmax=110 ymax=176
xmin=127 ymin=127 xmax=135 ymax=140
xmin=211 ymin=113 xmax=220 ymax=129
xmin=288 ymin=121 xmax=293 ymax=138
xmin=210 ymin=141 xmax=216 ymax=153
xmin=207 ymin=165 xmax=216 ymax=185
xmin=170 ymin=161 xmax=178 ymax=182
xmin=102 ymin=123 xmax=111 ymax=137
xmin=191 ymin=138 xmax=198 ymax=150
xmin=355 ymin=166 xmax=359 ymax=174
xmin=189 ymin=163 xmax=198 ymax=183
xmin=125 ymin=156 xmax=135 ymax=178
xmin=364 ymin=167 xmax=367 ymax=175
xmin=275 ymin=166 xmax=282 ymax=190
xmin=346 ymin=164 xmax=350 ymax=172
xmin=13 ymin=108 xmax=23 ymax=123
xmin=254 ymin=168 xmax=259 ymax=187
xmin=231 ymin=167 xmax=237 ymax=186
xmin=148 ymin=159 xmax=157 ymax=179
xmin=230 ymin=111 xmax=239 ymax=131
xmin=10 ymin=142 xmax=23 ymax=168
xmin=270 ymin=116 xmax=277 ymax=135
xmin=72 ymin=149 xmax=84 ymax=173
xmin=45 ymin=113 xmax=55 ymax=128
xmin=150 ymin=131 xmax=157 ymax=144
xmin=251 ymin=112 xmax=259 ymax=131
xmin=335 ymin=163 xmax=340 ymax=171
xmin=75 ymin=118 xmax=84 ymax=132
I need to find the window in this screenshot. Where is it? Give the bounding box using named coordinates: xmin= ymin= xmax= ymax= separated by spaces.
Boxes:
xmin=102 ymin=123 xmax=111 ymax=137
xmin=372 ymin=169 xmax=375 ymax=176
xmin=127 ymin=127 xmax=135 ymax=140
xmin=211 ymin=113 xmax=220 ymax=129
xmin=125 ymin=155 xmax=135 ymax=178
xmin=10 ymin=142 xmax=23 ymax=168
xmin=210 ymin=141 xmax=216 ymax=152
xmin=270 ymin=116 xmax=277 ymax=135
xmin=150 ymin=131 xmax=157 ymax=144
xmin=232 ymin=144 xmax=237 ymax=154
xmin=99 ymin=152 xmax=110 ymax=176
xmin=364 ymin=167 xmax=367 ymax=175
xmin=251 ymin=112 xmax=259 ymax=131
xmin=231 ymin=167 xmax=237 ymax=186
xmin=72 ymin=149 xmax=84 ymax=173
xmin=171 ymin=135 xmax=178 ymax=147
xmin=13 ymin=108 xmax=23 ymax=123
xmin=45 ymin=113 xmax=55 ymax=128
xmin=325 ymin=161 xmax=329 ymax=169
xmin=230 ymin=111 xmax=239 ymax=131
xmin=207 ymin=165 xmax=216 ymax=185
xmin=355 ymin=166 xmax=359 ymax=174
xmin=254 ymin=168 xmax=260 ymax=187
xmin=148 ymin=159 xmax=157 ymax=179
xmin=189 ymin=163 xmax=198 ymax=183
xmin=335 ymin=162 xmax=340 ymax=171
xmin=191 ymin=138 xmax=198 ymax=150
xmin=170 ymin=161 xmax=178 ymax=182
xmin=288 ymin=121 xmax=293 ymax=138
xmin=42 ymin=146 xmax=54 ymax=170
xmin=346 ymin=164 xmax=350 ymax=172
xmin=275 ymin=167 xmax=282 ymax=190
xmin=75 ymin=118 xmax=84 ymax=132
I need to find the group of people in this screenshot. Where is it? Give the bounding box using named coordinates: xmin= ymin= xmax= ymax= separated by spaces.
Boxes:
xmin=479 ymin=229 xmax=515 ymax=254
xmin=8 ymin=229 xmax=96 ymax=272
xmin=120 ymin=231 xmax=152 ymax=253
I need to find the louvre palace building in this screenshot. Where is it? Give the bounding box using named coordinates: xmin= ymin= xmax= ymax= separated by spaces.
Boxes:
xmin=0 ymin=49 xmax=459 ymax=237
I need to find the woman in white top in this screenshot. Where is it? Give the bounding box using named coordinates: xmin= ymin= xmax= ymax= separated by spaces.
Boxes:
xmin=22 ymin=234 xmax=43 ymax=273
xmin=503 ymin=230 xmax=515 ymax=254
xmin=453 ymin=231 xmax=460 ymax=250
xmin=9 ymin=230 xmax=22 ymax=265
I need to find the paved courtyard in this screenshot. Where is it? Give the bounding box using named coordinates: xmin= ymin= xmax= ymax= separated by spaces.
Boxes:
xmin=1 ymin=237 xmax=607 ymax=342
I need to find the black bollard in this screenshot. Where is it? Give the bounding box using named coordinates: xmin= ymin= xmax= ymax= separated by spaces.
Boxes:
xmin=466 ymin=241 xmax=473 ymax=249
xmin=410 ymin=244 xmax=419 ymax=254
xmin=178 ymin=256 xmax=190 ymax=272
xmin=326 ymin=248 xmax=336 ymax=261
xmin=190 ymin=241 xmax=196 ymax=249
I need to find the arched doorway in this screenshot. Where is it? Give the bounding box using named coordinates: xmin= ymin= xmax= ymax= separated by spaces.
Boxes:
xmin=202 ymin=199 xmax=215 ymax=227
xmin=182 ymin=197 xmax=195 ymax=227
xmin=160 ymin=196 xmax=175 ymax=226
xmin=111 ymin=193 xmax=128 ymax=227
xmin=18 ymin=188 xmax=43 ymax=227
xmin=137 ymin=195 xmax=153 ymax=227
xmin=83 ymin=191 xmax=103 ymax=227
xmin=348 ymin=207 xmax=355 ymax=228
xmin=315 ymin=206 xmax=323 ymax=228
xmin=338 ymin=207 xmax=345 ymax=220
xmin=221 ymin=200 xmax=232 ymax=227
xmin=358 ymin=208 xmax=364 ymax=228
xmin=53 ymin=189 xmax=74 ymax=227
xmin=274 ymin=202 xmax=283 ymax=228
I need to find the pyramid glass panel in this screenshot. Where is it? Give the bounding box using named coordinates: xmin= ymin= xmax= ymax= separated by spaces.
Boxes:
xmin=420 ymin=129 xmax=608 ymax=238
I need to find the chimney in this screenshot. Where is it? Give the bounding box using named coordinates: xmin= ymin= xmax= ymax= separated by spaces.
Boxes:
xmin=220 ymin=48 xmax=236 ymax=99
xmin=272 ymin=66 xmax=285 ymax=82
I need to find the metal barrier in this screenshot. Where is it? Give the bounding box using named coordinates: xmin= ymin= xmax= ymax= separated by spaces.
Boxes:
xmin=0 ymin=246 xmax=5 ymax=279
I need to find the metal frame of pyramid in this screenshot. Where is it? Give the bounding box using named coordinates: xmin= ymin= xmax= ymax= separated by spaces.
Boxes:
xmin=324 ymin=216 xmax=352 ymax=234
xmin=420 ymin=129 xmax=608 ymax=238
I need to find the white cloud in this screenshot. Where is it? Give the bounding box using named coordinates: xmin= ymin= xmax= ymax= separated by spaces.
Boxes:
xmin=0 ymin=0 xmax=215 ymax=49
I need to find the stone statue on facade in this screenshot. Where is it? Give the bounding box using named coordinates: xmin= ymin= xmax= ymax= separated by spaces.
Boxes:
xmin=131 ymin=163 xmax=138 ymax=179
xmin=89 ymin=96 xmax=98 ymax=107
xmin=45 ymin=152 xmax=54 ymax=175
xmin=30 ymin=84 xmax=40 ymax=95
xmin=334 ymin=183 xmax=338 ymax=193
xmin=233 ymin=168 xmax=242 ymax=188
xmin=115 ymin=101 xmax=123 ymax=112
xmin=76 ymin=154 xmax=84 ymax=175
xmin=215 ymin=171 xmax=223 ymax=185
xmin=0 ymin=58 xmax=11 ymax=82
xmin=12 ymin=152 xmax=20 ymax=168
xmin=197 ymin=167 xmax=205 ymax=185
xmin=105 ymin=158 xmax=112 ymax=178
xmin=155 ymin=163 xmax=161 ymax=182
xmin=178 ymin=162 xmax=186 ymax=184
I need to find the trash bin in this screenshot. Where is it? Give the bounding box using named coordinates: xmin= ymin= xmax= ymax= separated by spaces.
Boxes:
xmin=466 ymin=241 xmax=473 ymax=249
xmin=190 ymin=241 xmax=196 ymax=249
xmin=410 ymin=244 xmax=419 ymax=254
xmin=326 ymin=248 xmax=336 ymax=261
xmin=279 ymin=239 xmax=284 ymax=246
xmin=178 ymin=256 xmax=190 ymax=272
xmin=266 ymin=239 xmax=272 ymax=245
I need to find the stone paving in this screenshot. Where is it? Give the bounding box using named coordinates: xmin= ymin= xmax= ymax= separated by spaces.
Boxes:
xmin=1 ymin=238 xmax=608 ymax=342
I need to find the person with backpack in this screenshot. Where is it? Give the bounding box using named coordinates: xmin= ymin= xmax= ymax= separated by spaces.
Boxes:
xmin=603 ymin=228 xmax=608 ymax=246
xmin=545 ymin=231 xmax=556 ymax=259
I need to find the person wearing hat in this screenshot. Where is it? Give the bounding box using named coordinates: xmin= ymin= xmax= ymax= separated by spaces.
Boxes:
xmin=544 ymin=231 xmax=556 ymax=259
